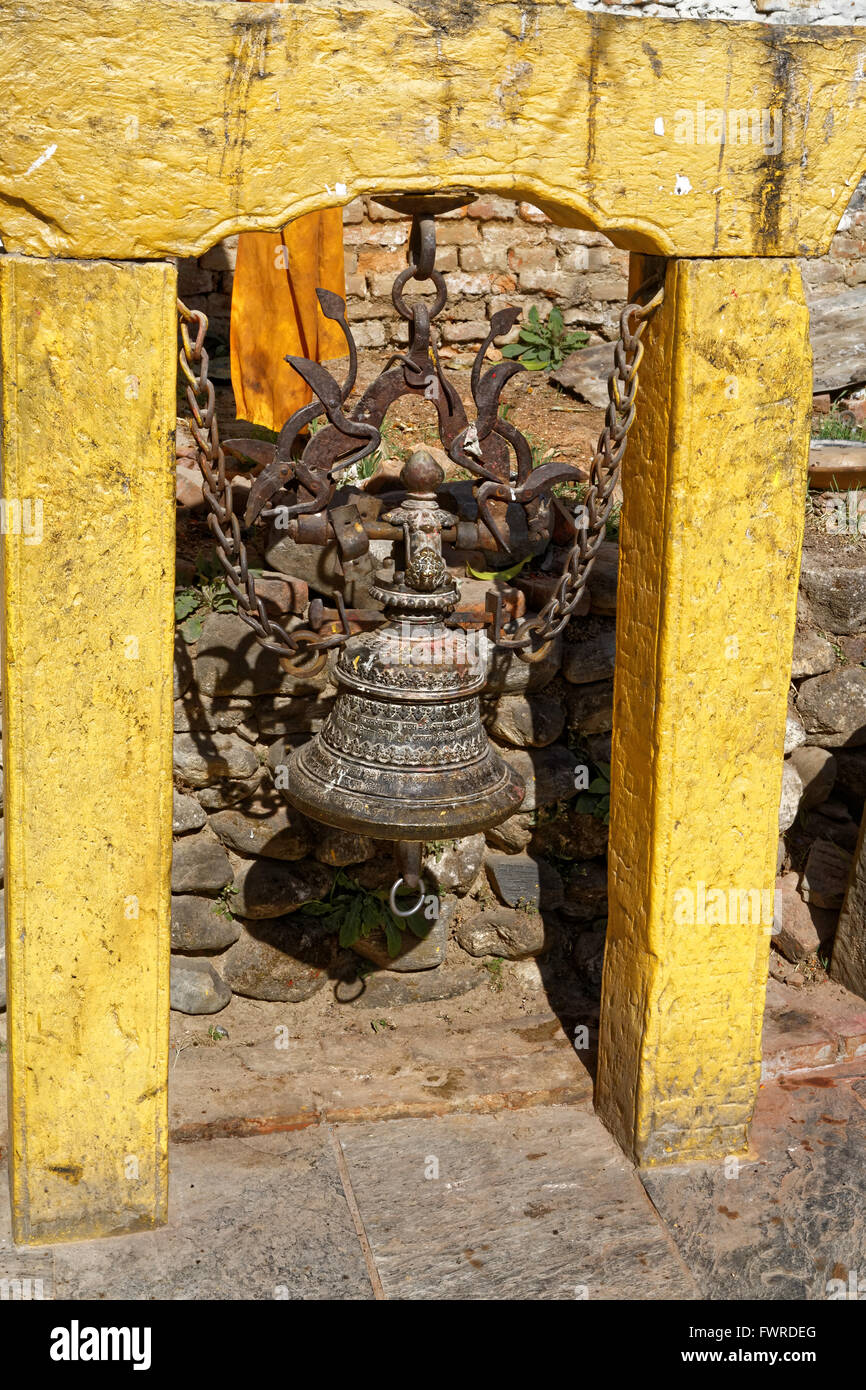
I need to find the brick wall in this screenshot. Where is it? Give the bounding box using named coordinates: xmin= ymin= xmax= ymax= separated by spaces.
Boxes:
xmin=341 ymin=195 xmax=630 ymax=351
xmin=177 ymin=194 xmax=631 ymax=352
xmin=800 ymin=180 xmax=866 ymax=301
xmin=179 ymin=177 xmax=866 ymax=361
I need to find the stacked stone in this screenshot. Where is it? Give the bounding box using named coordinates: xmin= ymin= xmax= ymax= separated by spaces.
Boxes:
xmin=776 ymin=552 xmax=866 ymax=966
xmin=343 ymin=196 xmax=628 ymax=349
xmin=169 ymin=534 xmax=621 ymax=1014
xmin=801 ymin=180 xmax=866 ymax=302
xmin=574 ymin=0 xmax=866 ymax=22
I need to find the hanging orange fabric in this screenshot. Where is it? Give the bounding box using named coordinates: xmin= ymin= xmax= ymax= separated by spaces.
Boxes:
xmin=231 ymin=0 xmax=346 ymax=432
xmin=230 ymin=210 xmax=347 ymax=433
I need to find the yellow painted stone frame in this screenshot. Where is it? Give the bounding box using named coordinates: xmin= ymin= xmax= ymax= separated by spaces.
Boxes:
xmin=0 ymin=0 xmax=860 ymax=1243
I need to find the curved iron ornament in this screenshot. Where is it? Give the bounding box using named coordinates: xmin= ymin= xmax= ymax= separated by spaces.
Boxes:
xmin=178 ymin=195 xmax=663 ymax=676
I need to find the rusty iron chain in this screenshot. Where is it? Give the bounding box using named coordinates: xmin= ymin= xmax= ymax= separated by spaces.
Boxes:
xmin=502 ymin=283 xmax=665 ymax=663
xmin=176 ymin=298 xmax=333 ymax=677
xmin=178 ymin=268 xmax=663 ymax=674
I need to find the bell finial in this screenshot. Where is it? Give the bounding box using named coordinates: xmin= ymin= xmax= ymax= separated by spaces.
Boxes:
xmin=400 ymin=448 xmax=444 ymax=496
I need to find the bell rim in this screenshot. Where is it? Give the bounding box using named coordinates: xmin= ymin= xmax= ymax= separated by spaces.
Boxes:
xmin=283 ymin=744 xmax=525 ymax=841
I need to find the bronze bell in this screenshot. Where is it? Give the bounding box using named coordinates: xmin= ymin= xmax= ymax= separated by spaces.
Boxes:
xmin=184 ymin=190 xmax=656 ymax=912
xmin=285 ymin=450 xmax=525 ymax=845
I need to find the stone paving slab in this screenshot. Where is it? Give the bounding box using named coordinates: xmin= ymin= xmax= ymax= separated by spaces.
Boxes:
xmin=166 ymin=1011 xmax=594 ymax=1141
xmin=2 ymin=971 xmax=866 ymax=1300
xmin=3 ymin=1070 xmax=866 ymax=1300
xmin=641 ymin=1062 xmax=866 ymax=1301
xmin=0 ymin=1130 xmax=373 ymax=1301
xmin=337 ymin=1105 xmax=699 ymax=1300
xmin=0 ymin=1103 xmax=699 ymax=1301
xmin=761 ymin=976 xmax=866 ymax=1079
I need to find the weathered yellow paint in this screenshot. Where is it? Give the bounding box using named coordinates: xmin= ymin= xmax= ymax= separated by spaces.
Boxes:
xmin=596 ymin=256 xmax=811 ymax=1165
xmin=1 ymin=257 xmax=175 ymax=1243
xmin=0 ymin=0 xmax=865 ymax=260
xmin=0 ymin=0 xmax=838 ymax=1235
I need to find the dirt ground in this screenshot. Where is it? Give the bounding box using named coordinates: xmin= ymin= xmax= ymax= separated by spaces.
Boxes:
xmin=193 ymin=350 xmax=605 ymax=469
xmin=166 ymin=947 xmax=593 ymax=1056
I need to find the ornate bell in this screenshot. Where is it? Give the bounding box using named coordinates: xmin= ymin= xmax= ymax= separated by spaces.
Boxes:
xmin=286 ymin=450 xmax=525 ymax=841
xmin=181 ymin=191 xmax=658 ymax=905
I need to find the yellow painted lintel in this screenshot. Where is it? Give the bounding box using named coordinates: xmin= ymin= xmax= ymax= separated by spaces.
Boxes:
xmin=0 ymin=1 xmax=864 ymax=259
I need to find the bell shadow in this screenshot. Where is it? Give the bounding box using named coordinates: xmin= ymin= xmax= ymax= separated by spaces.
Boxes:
xmin=173 ymin=626 xmax=316 ymax=807
xmin=229 ymin=910 xmax=353 ymax=998
xmin=483 ymin=841 xmax=605 ymax=1084
xmin=474 ymin=698 xmax=609 ymax=1082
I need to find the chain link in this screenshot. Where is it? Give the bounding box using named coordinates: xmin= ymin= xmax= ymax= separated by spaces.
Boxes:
xmin=178 ymin=274 xmax=663 ymax=674
xmin=501 ymin=283 xmax=664 ymax=662
xmin=176 ymin=299 xmax=330 ymax=677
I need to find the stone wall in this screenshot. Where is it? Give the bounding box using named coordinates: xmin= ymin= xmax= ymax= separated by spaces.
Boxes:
xmin=169 ymin=484 xmax=866 ymax=1016
xmin=801 ymin=180 xmax=866 ymax=301
xmin=340 ymin=196 xmax=629 ymax=350
xmin=574 ymin=0 xmax=865 ymax=19
xmin=180 ymin=195 xmax=629 ymax=352
xmin=168 ymin=526 xmax=620 ymax=1015
xmin=0 ymin=488 xmax=855 ymax=1021
xmin=777 ymin=524 xmax=866 ymax=974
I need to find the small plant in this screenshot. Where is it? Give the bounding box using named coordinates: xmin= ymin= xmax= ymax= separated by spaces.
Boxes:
xmin=212 ymin=884 xmax=238 ymax=921
xmin=175 ymin=553 xmax=259 ymax=642
xmin=501 ymin=306 xmax=589 ymax=372
xmin=483 ymin=957 xmax=505 ymax=992
xmin=371 ymin=1018 xmax=397 ymax=1033
xmin=522 ymin=428 xmax=558 ymax=470
xmin=814 ymin=409 xmax=866 ymax=443
xmin=554 ymin=476 xmax=587 ymax=504
xmin=575 ymin=761 xmax=611 ymax=823
xmin=605 ymin=499 xmax=622 ymax=540
xmin=424 ymin=838 xmax=458 ymax=856
xmin=208 ymin=1024 xmax=229 ymax=1041
xmin=300 ymin=869 xmax=428 ymax=958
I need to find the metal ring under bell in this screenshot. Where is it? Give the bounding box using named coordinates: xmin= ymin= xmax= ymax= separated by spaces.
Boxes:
xmin=389 ymin=877 xmax=427 ymax=918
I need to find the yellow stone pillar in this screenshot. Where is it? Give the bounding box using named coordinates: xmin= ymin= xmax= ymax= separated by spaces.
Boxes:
xmin=1 ymin=256 xmax=175 ymax=1243
xmin=596 ymin=256 xmax=812 ymax=1166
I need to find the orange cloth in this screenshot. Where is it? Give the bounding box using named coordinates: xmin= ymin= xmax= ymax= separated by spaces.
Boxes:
xmin=229 ymin=209 xmax=347 ymax=433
